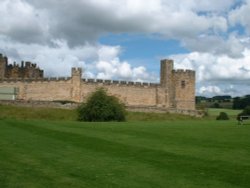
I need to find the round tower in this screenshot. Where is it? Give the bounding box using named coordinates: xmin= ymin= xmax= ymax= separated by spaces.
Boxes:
xmin=71 ymin=67 xmax=83 ymax=102
xmin=0 ymin=54 xmax=7 ymax=79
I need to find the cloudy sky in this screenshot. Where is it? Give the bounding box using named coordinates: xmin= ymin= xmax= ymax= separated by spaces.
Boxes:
xmin=1 ymin=0 xmax=250 ymax=97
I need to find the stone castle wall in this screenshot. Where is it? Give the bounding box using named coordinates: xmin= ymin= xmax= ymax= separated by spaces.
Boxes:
xmin=0 ymin=54 xmax=43 ymax=79
xmin=0 ymin=55 xmax=196 ymax=112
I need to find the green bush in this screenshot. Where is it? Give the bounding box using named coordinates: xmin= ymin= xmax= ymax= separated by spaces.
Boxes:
xmin=216 ymin=112 xmax=229 ymax=120
xmin=237 ymin=106 xmax=250 ymax=121
xmin=77 ymin=88 xmax=126 ymax=122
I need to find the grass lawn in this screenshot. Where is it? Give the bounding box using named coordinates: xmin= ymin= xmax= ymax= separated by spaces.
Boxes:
xmin=207 ymin=108 xmax=242 ymax=119
xmin=0 ymin=118 xmax=250 ymax=188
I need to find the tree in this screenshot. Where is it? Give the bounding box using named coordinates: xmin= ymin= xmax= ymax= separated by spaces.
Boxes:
xmin=233 ymin=95 xmax=250 ymax=109
xmin=77 ymin=88 xmax=126 ymax=122
xmin=212 ymin=102 xmax=221 ymax=108
xmin=216 ymin=112 xmax=229 ymax=120
xmin=237 ymin=106 xmax=250 ymax=121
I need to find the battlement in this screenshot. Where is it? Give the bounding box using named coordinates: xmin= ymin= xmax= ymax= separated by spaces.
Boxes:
xmin=0 ymin=76 xmax=71 ymax=83
xmin=173 ymin=69 xmax=195 ymax=76
xmin=0 ymin=54 xmax=43 ymax=79
xmin=71 ymin=67 xmax=82 ymax=74
xmin=82 ymin=78 xmax=159 ymax=87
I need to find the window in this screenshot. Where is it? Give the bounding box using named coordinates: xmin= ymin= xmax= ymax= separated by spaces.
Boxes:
xmin=181 ymin=80 xmax=185 ymax=88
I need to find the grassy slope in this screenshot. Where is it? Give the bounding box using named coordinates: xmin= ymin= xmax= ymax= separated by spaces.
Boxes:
xmin=0 ymin=104 xmax=77 ymax=121
xmin=0 ymin=104 xmax=197 ymax=122
xmin=0 ymin=119 xmax=250 ymax=188
xmin=208 ymin=108 xmax=241 ymax=117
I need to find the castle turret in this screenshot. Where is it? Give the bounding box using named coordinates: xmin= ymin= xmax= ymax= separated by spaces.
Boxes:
xmin=71 ymin=67 xmax=82 ymax=102
xmin=159 ymin=59 xmax=175 ymax=108
xmin=160 ymin=59 xmax=173 ymax=87
xmin=0 ymin=54 xmax=7 ymax=79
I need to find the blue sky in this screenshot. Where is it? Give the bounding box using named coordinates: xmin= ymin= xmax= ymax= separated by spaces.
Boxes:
xmin=0 ymin=0 xmax=250 ymax=96
xmin=99 ymin=33 xmax=189 ymax=73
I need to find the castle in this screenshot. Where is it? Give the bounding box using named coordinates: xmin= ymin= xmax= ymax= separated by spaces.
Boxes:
xmin=0 ymin=53 xmax=196 ymax=113
xmin=0 ymin=54 xmax=43 ymax=79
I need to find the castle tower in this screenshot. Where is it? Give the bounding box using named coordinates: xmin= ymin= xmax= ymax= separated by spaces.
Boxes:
xmin=71 ymin=67 xmax=82 ymax=102
xmin=172 ymin=70 xmax=195 ymax=110
xmin=0 ymin=54 xmax=7 ymax=79
xmin=160 ymin=59 xmax=173 ymax=87
xmin=159 ymin=59 xmax=175 ymax=108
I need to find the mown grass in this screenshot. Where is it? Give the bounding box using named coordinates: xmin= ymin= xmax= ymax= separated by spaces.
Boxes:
xmin=0 ymin=119 xmax=249 ymax=188
xmin=0 ymin=104 xmax=77 ymax=121
xmin=207 ymin=108 xmax=241 ymax=119
xmin=1 ymin=104 xmax=249 ymax=187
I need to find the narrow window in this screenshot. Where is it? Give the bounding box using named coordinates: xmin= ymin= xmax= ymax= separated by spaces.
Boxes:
xmin=181 ymin=80 xmax=186 ymax=88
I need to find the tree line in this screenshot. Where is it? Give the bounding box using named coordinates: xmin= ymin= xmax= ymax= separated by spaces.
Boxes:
xmin=196 ymin=95 xmax=250 ymax=110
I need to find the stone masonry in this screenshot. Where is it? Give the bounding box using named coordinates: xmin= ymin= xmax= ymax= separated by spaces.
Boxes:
xmin=0 ymin=54 xmax=196 ymax=112
xmin=0 ymin=54 xmax=43 ymax=79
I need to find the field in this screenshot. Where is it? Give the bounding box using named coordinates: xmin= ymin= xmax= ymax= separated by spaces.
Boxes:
xmin=1 ymin=115 xmax=250 ymax=187
xmin=207 ymin=108 xmax=241 ymax=118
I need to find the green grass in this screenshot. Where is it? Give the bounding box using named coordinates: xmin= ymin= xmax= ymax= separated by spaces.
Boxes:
xmin=0 ymin=104 xmax=197 ymax=122
xmin=0 ymin=104 xmax=77 ymax=121
xmin=207 ymin=108 xmax=241 ymax=119
xmin=0 ymin=119 xmax=250 ymax=188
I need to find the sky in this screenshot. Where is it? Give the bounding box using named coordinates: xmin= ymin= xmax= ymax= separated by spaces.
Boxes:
xmin=0 ymin=0 xmax=250 ymax=97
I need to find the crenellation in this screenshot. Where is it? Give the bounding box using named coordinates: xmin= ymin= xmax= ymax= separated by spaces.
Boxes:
xmin=96 ymin=79 xmax=104 ymax=83
xmin=120 ymin=81 xmax=127 ymax=85
xmin=0 ymin=54 xmax=196 ymax=114
xmin=90 ymin=79 xmax=96 ymax=83
xmin=104 ymin=80 xmax=112 ymax=84
xmin=173 ymin=69 xmax=195 ymax=74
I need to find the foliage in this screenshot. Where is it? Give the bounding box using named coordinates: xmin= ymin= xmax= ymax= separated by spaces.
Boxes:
xmin=233 ymin=95 xmax=250 ymax=109
xmin=212 ymin=102 xmax=220 ymax=108
xmin=0 ymin=104 xmax=199 ymax=122
xmin=216 ymin=112 xmax=229 ymax=120
xmin=77 ymin=88 xmax=126 ymax=122
xmin=195 ymin=96 xmax=233 ymax=109
xmin=196 ymin=95 xmax=232 ymax=104
xmin=237 ymin=106 xmax=250 ymax=121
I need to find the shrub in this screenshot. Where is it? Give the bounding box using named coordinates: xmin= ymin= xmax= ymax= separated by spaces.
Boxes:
xmin=237 ymin=106 xmax=250 ymax=121
xmin=216 ymin=112 xmax=229 ymax=120
xmin=77 ymin=88 xmax=126 ymax=122
xmin=212 ymin=103 xmax=220 ymax=108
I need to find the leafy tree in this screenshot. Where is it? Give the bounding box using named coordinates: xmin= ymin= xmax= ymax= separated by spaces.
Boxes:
xmin=233 ymin=95 xmax=250 ymax=109
xmin=237 ymin=106 xmax=250 ymax=121
xmin=77 ymin=88 xmax=126 ymax=122
xmin=212 ymin=102 xmax=221 ymax=108
xmin=216 ymin=112 xmax=229 ymax=120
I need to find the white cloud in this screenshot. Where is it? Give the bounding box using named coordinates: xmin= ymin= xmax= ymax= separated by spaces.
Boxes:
xmin=0 ymin=38 xmax=156 ymax=82
xmin=1 ymin=0 xmax=250 ymax=96
xmin=0 ymin=0 xmax=49 ymax=43
xmin=171 ymin=47 xmax=250 ymax=96
xmin=199 ymin=86 xmax=222 ymax=96
xmin=172 ymin=49 xmax=250 ymax=82
xmin=229 ymin=0 xmax=250 ymax=33
xmin=95 ymin=46 xmax=156 ymax=82
xmin=0 ymin=0 xmax=236 ymax=56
